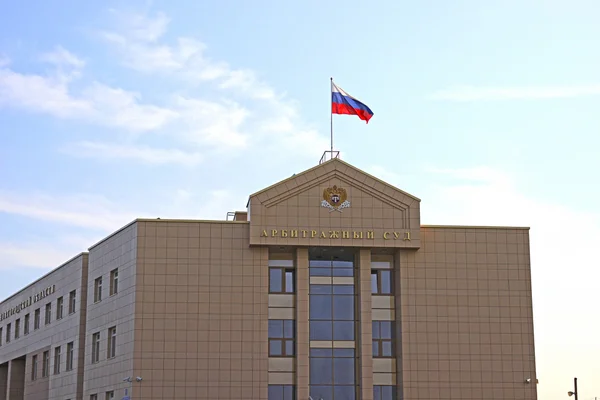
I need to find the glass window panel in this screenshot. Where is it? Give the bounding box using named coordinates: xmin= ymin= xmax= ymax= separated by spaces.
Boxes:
xmin=332 ymin=268 xmax=354 ymax=277
xmin=269 ymin=340 xmax=282 ymax=356
xmin=371 ymin=272 xmax=378 ymax=293
xmin=268 ymin=259 xmax=294 ymax=267
xmin=382 ymin=341 xmax=393 ymax=357
xmin=332 ymin=296 xmax=354 ymax=320
xmin=332 ymin=260 xmax=353 ymax=268
xmin=310 ymin=296 xmax=332 ymax=320
xmin=285 ymin=271 xmax=294 ymax=293
xmin=372 ymin=341 xmax=379 ymax=357
xmin=333 ymin=358 xmax=355 ymax=384
xmin=372 ymin=321 xmax=381 ymax=339
xmin=310 ymin=386 xmax=331 ymax=400
xmin=310 ymin=285 xmax=332 ymax=294
xmin=285 ymin=341 xmax=295 ymax=356
xmin=269 ymin=320 xmax=283 ymax=338
xmin=380 ymin=270 xmax=392 ymax=294
xmin=373 ymin=385 xmax=382 ymax=400
xmin=310 ymin=321 xmax=332 ymax=341
xmin=268 ymin=385 xmax=283 ymax=399
xmin=283 ymin=385 xmax=294 ymax=400
xmin=333 ymin=321 xmax=354 ymax=340
xmin=270 ymin=269 xmax=282 ymax=292
xmin=381 ymin=385 xmax=395 ymax=399
xmin=333 ymin=348 xmax=354 ymax=357
xmin=310 ymin=358 xmax=332 ymax=384
xmin=309 ymin=260 xmax=332 ymax=267
xmin=334 ymin=385 xmax=356 ymax=400
xmin=380 ymin=322 xmax=392 ymax=339
xmin=310 ymin=348 xmax=332 ymax=357
xmin=309 ymin=268 xmax=332 ymax=277
xmin=333 ymin=285 xmax=354 ymax=294
xmin=283 ymin=320 xmax=294 ymax=338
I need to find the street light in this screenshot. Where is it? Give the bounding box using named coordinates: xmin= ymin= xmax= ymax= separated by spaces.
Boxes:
xmin=567 ymin=377 xmax=578 ymax=400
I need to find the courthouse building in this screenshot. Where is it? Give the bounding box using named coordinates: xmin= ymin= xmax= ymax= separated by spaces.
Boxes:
xmin=0 ymin=158 xmax=537 ymax=400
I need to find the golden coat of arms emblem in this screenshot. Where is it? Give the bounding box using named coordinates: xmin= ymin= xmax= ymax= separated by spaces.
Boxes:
xmin=321 ymin=185 xmax=351 ymax=212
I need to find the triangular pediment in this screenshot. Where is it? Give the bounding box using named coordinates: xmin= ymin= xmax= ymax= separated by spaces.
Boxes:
xmin=248 ymin=159 xmax=421 ymax=249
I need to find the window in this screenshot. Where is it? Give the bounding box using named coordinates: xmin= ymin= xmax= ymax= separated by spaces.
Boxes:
xmin=268 ymin=320 xmax=295 ymax=357
xmin=66 ymin=342 xmax=74 ymax=371
xmin=15 ymin=318 xmax=20 ymax=339
xmin=372 ymin=321 xmax=394 ymax=358
xmin=371 ymin=269 xmax=393 ymax=295
xmin=309 ymin=259 xmax=354 ymax=277
xmin=90 ymin=395 xmax=98 ymax=400
xmin=109 ymin=269 xmax=119 ymax=296
xmin=309 ymin=284 xmax=355 ymax=341
xmin=42 ymin=351 xmax=49 ymax=377
xmin=94 ymin=277 xmax=103 ymax=302
xmin=45 ymin=303 xmax=52 ymax=325
xmin=6 ymin=323 xmax=11 ymax=343
xmin=68 ymin=290 xmax=76 ymax=314
xmin=34 ymin=308 xmax=40 ymax=330
xmin=24 ymin=313 xmax=30 ymax=335
xmin=107 ymin=326 xmax=117 ymax=359
xmin=310 ymin=348 xmax=355 ymax=400
xmin=0 ymin=327 xmax=2 ymax=346
xmin=105 ymin=391 xmax=115 ymax=400
xmin=92 ymin=332 xmax=100 ymax=363
xmin=56 ymin=296 xmax=64 ymax=320
xmin=373 ymin=385 xmax=397 ymax=400
xmin=269 ymin=268 xmax=295 ymax=293
xmin=31 ymin=354 xmax=38 ymax=380
xmin=268 ymin=385 xmax=295 ymax=400
xmin=54 ymin=346 xmax=61 ymax=374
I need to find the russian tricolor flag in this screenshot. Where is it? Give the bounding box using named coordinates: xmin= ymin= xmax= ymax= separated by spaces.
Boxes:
xmin=331 ymin=81 xmax=374 ymax=123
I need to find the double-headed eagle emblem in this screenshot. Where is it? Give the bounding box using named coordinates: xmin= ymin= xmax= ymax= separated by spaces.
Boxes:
xmin=321 ymin=185 xmax=351 ymax=212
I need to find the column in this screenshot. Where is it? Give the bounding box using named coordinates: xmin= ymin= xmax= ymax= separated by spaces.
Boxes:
xmin=0 ymin=363 xmax=8 ymax=400
xmin=358 ymin=248 xmax=373 ymax=400
xmin=295 ymin=248 xmax=310 ymax=400
xmin=7 ymin=359 xmax=25 ymax=400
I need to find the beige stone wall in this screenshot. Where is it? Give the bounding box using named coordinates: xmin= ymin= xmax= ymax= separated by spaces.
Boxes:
xmin=83 ymin=224 xmax=138 ymax=400
xmin=0 ymin=254 xmax=88 ymax=400
xmin=133 ymin=220 xmax=269 ymax=400
xmin=398 ymin=226 xmax=537 ymax=400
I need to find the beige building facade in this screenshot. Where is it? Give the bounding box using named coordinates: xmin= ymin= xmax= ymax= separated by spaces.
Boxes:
xmin=0 ymin=158 xmax=537 ymax=400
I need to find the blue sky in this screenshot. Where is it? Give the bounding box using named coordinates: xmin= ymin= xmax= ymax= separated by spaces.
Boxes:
xmin=1 ymin=0 xmax=599 ymax=398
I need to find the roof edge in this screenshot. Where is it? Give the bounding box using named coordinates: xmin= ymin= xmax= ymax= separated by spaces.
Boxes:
xmin=421 ymin=224 xmax=530 ymax=230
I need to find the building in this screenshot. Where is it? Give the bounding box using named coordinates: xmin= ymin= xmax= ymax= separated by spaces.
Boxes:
xmin=0 ymin=158 xmax=538 ymax=400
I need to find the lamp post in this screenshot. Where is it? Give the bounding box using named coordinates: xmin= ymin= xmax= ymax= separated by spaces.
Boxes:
xmin=567 ymin=377 xmax=578 ymax=400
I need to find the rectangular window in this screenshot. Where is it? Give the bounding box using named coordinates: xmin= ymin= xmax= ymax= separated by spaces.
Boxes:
xmin=68 ymin=290 xmax=76 ymax=314
xmin=44 ymin=303 xmax=52 ymax=325
xmin=15 ymin=318 xmax=20 ymax=339
xmin=372 ymin=321 xmax=394 ymax=358
xmin=34 ymin=308 xmax=40 ymax=330
xmin=24 ymin=313 xmax=30 ymax=335
xmin=309 ymin=284 xmax=355 ymax=341
xmin=90 ymin=395 xmax=98 ymax=400
xmin=94 ymin=277 xmax=103 ymax=302
xmin=54 ymin=346 xmax=61 ymax=374
xmin=105 ymin=391 xmax=114 ymax=400
xmin=269 ymin=268 xmax=295 ymax=293
xmin=268 ymin=385 xmax=295 ymax=400
xmin=31 ymin=354 xmax=38 ymax=380
xmin=56 ymin=296 xmax=64 ymax=320
xmin=309 ymin=348 xmax=355 ymax=400
xmin=0 ymin=327 xmax=3 ymax=346
xmin=268 ymin=320 xmax=295 ymax=357
xmin=6 ymin=323 xmax=11 ymax=343
xmin=109 ymin=269 xmax=119 ymax=296
xmin=92 ymin=332 xmax=100 ymax=363
xmin=371 ymin=269 xmax=393 ymax=295
xmin=42 ymin=351 xmax=49 ymax=377
xmin=66 ymin=341 xmax=74 ymax=371
xmin=107 ymin=326 xmax=117 ymax=359
xmin=373 ymin=385 xmax=397 ymax=400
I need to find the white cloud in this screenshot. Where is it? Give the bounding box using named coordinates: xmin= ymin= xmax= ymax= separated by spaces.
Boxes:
xmin=430 ymin=84 xmax=600 ymax=101
xmin=40 ymin=46 xmax=85 ymax=69
xmin=0 ymin=192 xmax=138 ymax=231
xmin=63 ymin=141 xmax=204 ymax=166
xmin=0 ymin=54 xmax=10 ymax=67
xmin=0 ymin=241 xmax=84 ymax=271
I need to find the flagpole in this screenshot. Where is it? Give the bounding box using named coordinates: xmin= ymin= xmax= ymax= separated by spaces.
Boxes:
xmin=330 ymin=77 xmax=333 ymax=157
